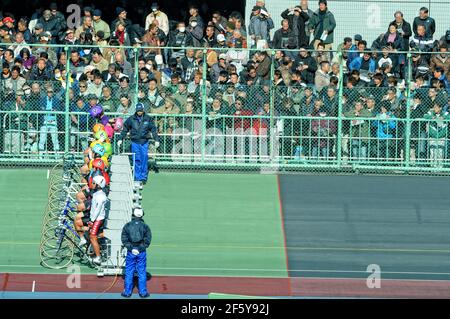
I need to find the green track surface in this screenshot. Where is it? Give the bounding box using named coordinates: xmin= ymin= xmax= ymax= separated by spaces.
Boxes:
xmin=0 ymin=170 xmax=288 ymax=278
xmin=143 ymin=173 xmax=287 ymax=277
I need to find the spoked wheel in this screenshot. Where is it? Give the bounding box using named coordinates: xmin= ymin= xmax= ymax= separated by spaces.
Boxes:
xmin=40 ymin=236 xmax=75 ymax=269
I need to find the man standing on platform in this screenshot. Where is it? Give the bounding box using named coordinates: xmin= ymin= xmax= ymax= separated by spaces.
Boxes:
xmin=117 ymin=103 xmax=160 ymax=185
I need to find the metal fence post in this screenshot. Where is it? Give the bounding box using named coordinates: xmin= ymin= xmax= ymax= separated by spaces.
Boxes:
xmin=133 ymin=47 xmax=139 ymax=107
xmin=269 ymin=49 xmax=275 ymax=164
xmin=201 ymin=49 xmax=207 ymax=163
xmin=64 ymin=46 xmax=71 ymax=154
xmin=337 ymin=51 xmax=344 ymax=168
xmin=404 ymin=52 xmax=412 ymax=167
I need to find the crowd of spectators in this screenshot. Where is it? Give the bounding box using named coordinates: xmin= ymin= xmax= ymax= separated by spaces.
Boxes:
xmin=0 ymin=0 xmax=449 ymax=162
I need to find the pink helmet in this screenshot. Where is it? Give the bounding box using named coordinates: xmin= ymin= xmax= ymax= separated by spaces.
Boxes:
xmin=104 ymin=124 xmax=114 ymax=139
xmin=114 ymin=117 xmax=124 ymax=132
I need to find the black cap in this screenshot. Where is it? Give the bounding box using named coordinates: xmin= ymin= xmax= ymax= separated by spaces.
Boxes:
xmin=93 ymin=9 xmax=102 ymax=17
xmin=49 ymin=2 xmax=57 ymax=10
xmin=354 ymin=34 xmax=363 ymax=41
xmin=116 ymin=7 xmax=126 ymax=16
xmin=96 ymin=30 xmax=105 ymax=39
xmin=252 ymin=6 xmax=261 ymax=11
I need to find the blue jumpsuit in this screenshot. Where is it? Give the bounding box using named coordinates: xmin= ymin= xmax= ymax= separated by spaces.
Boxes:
xmin=121 ymin=217 xmax=152 ymax=296
xmin=118 ymin=112 xmax=159 ymax=182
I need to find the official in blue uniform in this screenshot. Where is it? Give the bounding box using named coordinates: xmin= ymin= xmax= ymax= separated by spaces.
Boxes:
xmin=121 ymin=208 xmax=152 ymax=298
xmin=117 ymin=103 xmax=160 ymax=184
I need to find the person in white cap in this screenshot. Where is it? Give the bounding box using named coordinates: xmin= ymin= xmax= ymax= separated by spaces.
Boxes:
xmin=121 ymin=208 xmax=152 ymax=298
xmin=145 ymin=2 xmax=169 ymax=36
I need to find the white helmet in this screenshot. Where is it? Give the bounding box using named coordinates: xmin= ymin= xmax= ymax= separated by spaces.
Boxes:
xmin=92 ymin=175 xmax=106 ymax=188
xmin=133 ymin=208 xmax=144 ymax=218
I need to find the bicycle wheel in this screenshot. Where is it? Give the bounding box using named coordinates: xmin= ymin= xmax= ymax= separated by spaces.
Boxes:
xmin=40 ymin=236 xmax=74 ymax=269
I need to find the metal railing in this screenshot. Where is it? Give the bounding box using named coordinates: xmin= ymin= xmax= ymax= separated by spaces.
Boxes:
xmin=1 ymin=44 xmax=449 ymax=175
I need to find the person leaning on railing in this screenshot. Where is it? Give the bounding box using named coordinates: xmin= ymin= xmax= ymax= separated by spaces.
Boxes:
xmin=344 ymin=100 xmax=373 ymax=161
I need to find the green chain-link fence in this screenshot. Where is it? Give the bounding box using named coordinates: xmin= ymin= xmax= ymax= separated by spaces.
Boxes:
xmin=0 ymin=44 xmax=449 ymax=174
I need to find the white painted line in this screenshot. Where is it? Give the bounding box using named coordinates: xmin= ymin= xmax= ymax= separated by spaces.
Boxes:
xmin=47 ymin=170 xmax=50 ymax=180
xmin=32 ymin=281 xmax=35 ymax=292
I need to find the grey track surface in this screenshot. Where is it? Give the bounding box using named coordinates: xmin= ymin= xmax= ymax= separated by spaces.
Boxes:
xmin=278 ymin=174 xmax=450 ymax=280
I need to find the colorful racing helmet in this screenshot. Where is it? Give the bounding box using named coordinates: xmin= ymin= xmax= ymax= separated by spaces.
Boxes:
xmin=91 ymin=158 xmax=106 ymax=171
xmin=92 ymin=123 xmax=105 ymax=134
xmin=94 ymin=130 xmax=108 ymax=143
xmin=103 ymin=142 xmax=113 ymax=157
xmin=100 ymin=155 xmax=109 ymax=167
xmin=92 ymin=143 xmax=106 ymax=157
xmin=89 ymin=105 xmax=103 ymax=118
xmin=88 ymin=169 xmax=110 ymax=189
xmin=100 ymin=115 xmax=110 ymax=126
xmin=104 ymin=124 xmax=114 ymax=139
xmin=114 ymin=118 xmax=124 ymax=132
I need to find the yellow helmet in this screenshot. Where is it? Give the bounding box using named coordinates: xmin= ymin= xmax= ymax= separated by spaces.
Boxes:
xmin=92 ymin=123 xmax=105 ymax=134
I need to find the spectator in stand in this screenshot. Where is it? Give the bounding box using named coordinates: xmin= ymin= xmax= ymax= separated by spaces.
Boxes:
xmin=19 ymin=48 xmax=35 ymax=74
xmin=38 ymin=86 xmax=62 ymax=156
xmin=211 ymin=11 xmax=228 ymax=37
xmin=349 ymin=50 xmax=376 ymax=77
xmin=381 ymin=23 xmax=403 ymax=51
xmin=347 ymin=37 xmax=366 ymax=65
xmin=413 ymin=7 xmax=436 ymax=38
xmin=203 ymin=25 xmax=217 ymax=48
xmin=115 ymin=52 xmax=133 ymax=79
xmin=391 ymin=11 xmax=412 ymax=52
xmin=188 ymin=5 xmax=205 ymax=29
xmin=62 ymin=29 xmax=78 ymax=46
xmin=410 ymin=24 xmax=434 ymax=54
xmin=248 ymin=5 xmax=274 ymax=49
xmin=111 ymin=21 xmax=131 ymax=47
xmin=116 ymin=94 xmax=135 ymax=115
xmin=95 ymin=31 xmax=108 ymax=49
xmin=272 ymin=19 xmax=296 ymax=50
xmin=294 ymin=46 xmax=317 ymax=85
xmin=16 ymin=18 xmax=32 ymax=43
xmin=312 ymin=41 xmax=331 ymax=65
xmin=168 ymin=22 xmax=193 ymax=59
xmin=99 ymin=86 xmax=118 ymax=112
xmin=373 ymin=101 xmax=397 ymax=161
xmin=30 ymin=57 xmax=52 ymax=81
xmin=111 ymin=7 xmax=133 ymax=32
xmin=0 ymin=25 xmax=12 ymax=43
xmin=3 ymin=16 xmax=16 ymax=35
xmin=69 ymin=50 xmax=86 ymax=79
xmin=11 ymin=32 xmax=31 ymax=57
xmin=4 ymin=65 xmax=25 ymax=95
xmin=90 ymin=49 xmax=109 ymax=73
xmin=2 ymin=49 xmax=15 ymax=69
xmin=38 ymin=9 xmax=64 ymax=43
xmin=93 ymin=10 xmax=111 ymax=41
xmin=430 ymin=45 xmax=450 ymax=83
xmin=308 ymin=0 xmax=336 ymax=51
xmin=30 ymin=23 xmax=44 ymax=44
xmin=87 ymin=70 xmax=105 ymax=97
xmin=315 ymin=61 xmax=331 ymax=94
xmin=281 ymin=5 xmax=310 ymax=49
xmin=188 ymin=16 xmax=204 ymax=47
xmin=75 ymin=16 xmax=94 ymax=41
xmin=145 ymin=2 xmax=169 ymax=36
